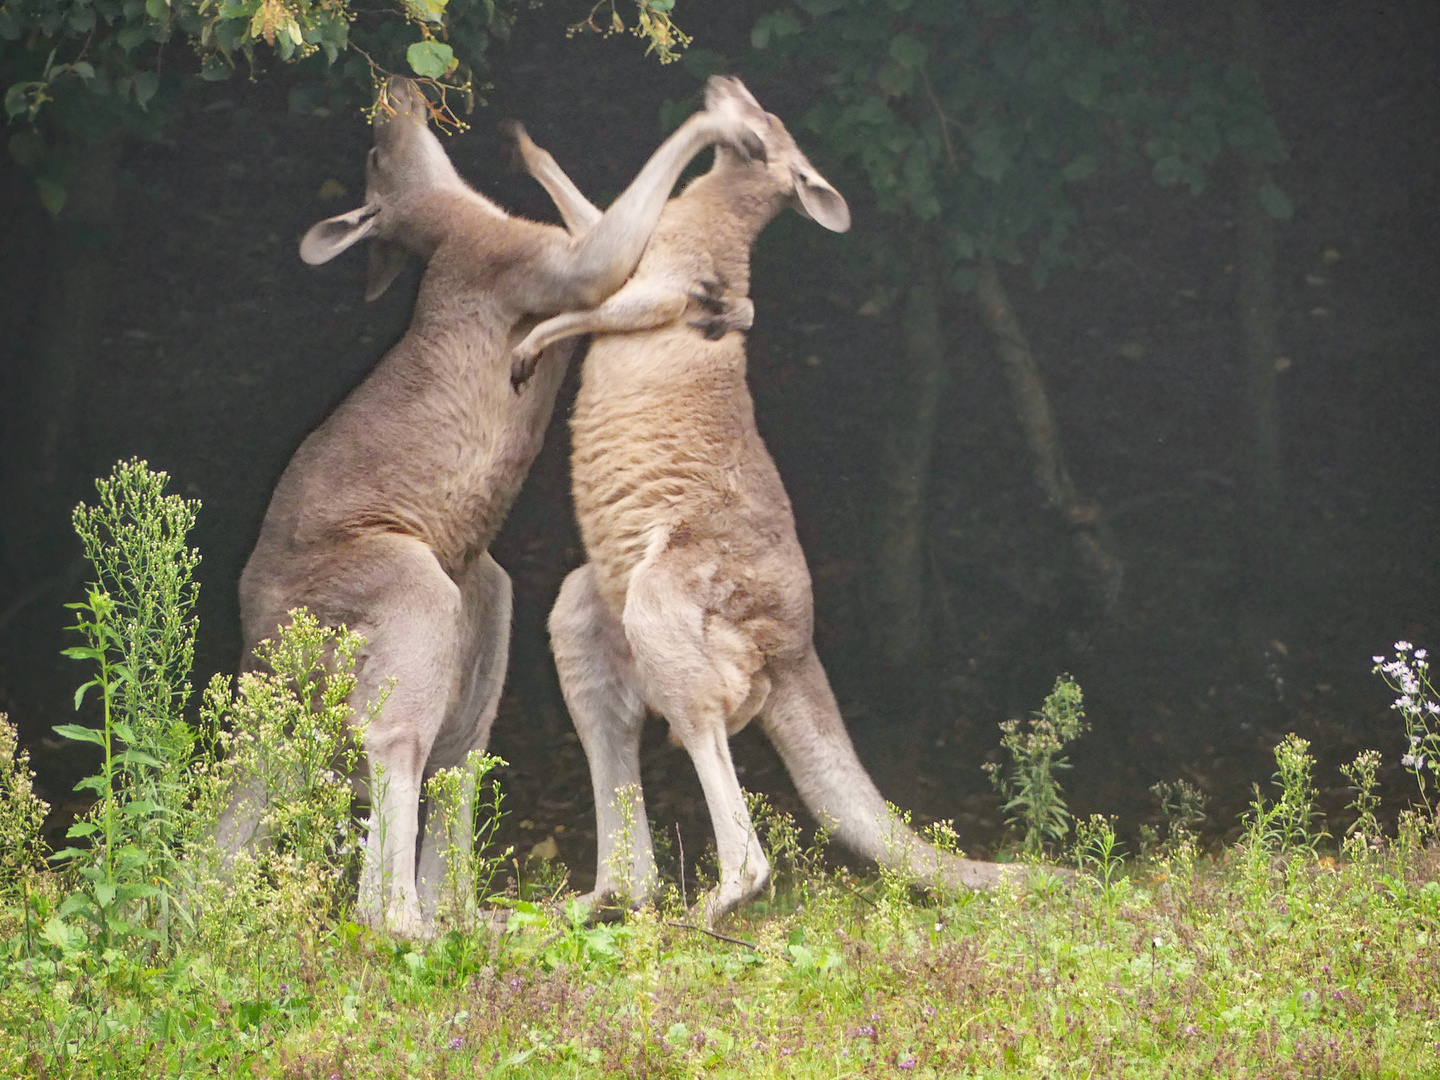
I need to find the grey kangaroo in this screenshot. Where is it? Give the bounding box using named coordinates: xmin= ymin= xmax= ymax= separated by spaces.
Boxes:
xmin=222 ymin=78 xmax=766 ymax=936
xmin=511 ymin=77 xmax=1014 ymax=925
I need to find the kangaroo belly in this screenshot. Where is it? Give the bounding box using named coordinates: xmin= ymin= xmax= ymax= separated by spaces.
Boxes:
xmin=569 ymin=335 xmax=813 ymax=653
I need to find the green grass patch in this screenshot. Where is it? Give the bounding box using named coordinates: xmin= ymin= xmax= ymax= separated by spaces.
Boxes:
xmin=1 ymin=462 xmax=1438 ymax=1078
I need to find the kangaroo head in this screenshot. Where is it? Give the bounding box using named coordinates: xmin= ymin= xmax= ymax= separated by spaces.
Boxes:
xmin=299 ymin=79 xmax=469 ymax=299
xmin=703 ymin=76 xmax=851 ymax=234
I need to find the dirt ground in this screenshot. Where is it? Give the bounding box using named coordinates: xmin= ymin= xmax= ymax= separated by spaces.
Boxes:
xmin=0 ymin=5 xmax=1436 ymax=888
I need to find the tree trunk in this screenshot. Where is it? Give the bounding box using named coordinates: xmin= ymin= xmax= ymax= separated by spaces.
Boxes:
xmin=869 ymin=234 xmax=946 ymax=678
xmin=974 ymin=258 xmax=1123 ymax=623
xmin=1233 ymin=0 xmax=1286 ymax=608
xmin=0 ymin=137 xmax=120 ymax=603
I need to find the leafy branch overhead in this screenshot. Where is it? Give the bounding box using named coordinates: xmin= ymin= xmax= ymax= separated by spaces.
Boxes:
xmin=0 ymin=0 xmax=688 ymax=210
xmin=752 ymin=0 xmax=1291 ymax=287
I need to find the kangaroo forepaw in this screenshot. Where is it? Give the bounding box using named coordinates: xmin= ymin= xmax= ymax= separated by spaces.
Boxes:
xmin=511 ymin=347 xmax=540 ymax=392
xmin=689 ymin=294 xmax=754 ymax=340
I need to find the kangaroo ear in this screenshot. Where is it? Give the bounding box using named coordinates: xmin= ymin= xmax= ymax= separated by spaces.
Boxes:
xmin=299 ymin=204 xmax=380 ymax=265
xmin=365 ymin=240 xmax=408 ymax=302
xmin=793 ymin=168 xmax=851 ymax=233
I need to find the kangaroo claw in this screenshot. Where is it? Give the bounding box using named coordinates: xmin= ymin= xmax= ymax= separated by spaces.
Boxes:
xmin=511 ymin=351 xmax=538 ymax=392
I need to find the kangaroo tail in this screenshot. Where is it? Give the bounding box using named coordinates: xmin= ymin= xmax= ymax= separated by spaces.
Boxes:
xmin=758 ymin=648 xmax=1010 ymax=890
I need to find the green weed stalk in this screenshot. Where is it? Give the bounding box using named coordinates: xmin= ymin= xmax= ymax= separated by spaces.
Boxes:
xmin=984 ymin=675 xmax=1088 ymax=857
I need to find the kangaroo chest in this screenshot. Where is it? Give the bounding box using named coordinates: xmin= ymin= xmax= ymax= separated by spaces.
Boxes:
xmin=568 ymin=340 xmax=755 ymax=611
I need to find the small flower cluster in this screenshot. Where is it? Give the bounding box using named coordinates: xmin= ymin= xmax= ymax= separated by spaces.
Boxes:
xmin=0 ymin=714 xmax=49 ymax=879
xmin=1373 ymin=641 xmax=1440 ymax=819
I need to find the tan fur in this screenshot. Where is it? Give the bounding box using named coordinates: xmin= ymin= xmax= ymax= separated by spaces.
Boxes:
xmin=516 ymin=78 xmax=1015 ymax=924
xmin=221 ymin=78 xmax=766 ymax=937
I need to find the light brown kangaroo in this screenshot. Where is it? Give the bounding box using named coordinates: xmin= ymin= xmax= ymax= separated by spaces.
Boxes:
xmin=511 ymin=78 xmax=1015 ymax=925
xmin=221 ymin=78 xmax=766 ymax=936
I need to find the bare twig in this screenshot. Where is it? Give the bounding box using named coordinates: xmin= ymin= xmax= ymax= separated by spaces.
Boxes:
xmin=663 ymin=921 xmax=763 ymax=951
xmin=921 ymin=69 xmax=959 ymax=170
xmin=837 ymin=877 xmax=880 ymax=909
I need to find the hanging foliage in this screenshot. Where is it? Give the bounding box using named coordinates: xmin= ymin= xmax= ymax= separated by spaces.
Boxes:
xmin=752 ymin=0 xmax=1290 ymax=289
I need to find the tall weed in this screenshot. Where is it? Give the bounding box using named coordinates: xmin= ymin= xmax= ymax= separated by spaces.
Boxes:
xmin=983 ymin=675 xmax=1088 ymax=856
xmin=0 ymin=714 xmax=48 ymax=886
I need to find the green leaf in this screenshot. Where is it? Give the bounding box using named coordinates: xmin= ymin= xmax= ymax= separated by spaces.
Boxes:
xmin=117 ymin=24 xmax=151 ymax=51
xmin=1258 ymin=181 xmax=1293 ymax=220
xmin=72 ymin=679 xmax=94 ymax=709
xmin=133 ymin=71 xmax=159 ymax=109
xmin=118 ymin=749 xmax=166 ymax=768
xmin=680 ymin=48 xmax=727 ymax=80
xmin=751 ymin=9 xmax=801 ymax=50
xmin=64 ymin=821 xmax=100 ymax=838
xmin=888 ymin=34 xmax=927 ymax=70
xmin=219 ymin=0 xmax=259 ymax=20
xmin=1151 ymin=154 xmax=1191 ymax=187
xmin=54 ymin=722 xmax=106 ymax=746
xmin=94 ymin=882 xmax=117 ymax=908
xmin=37 ymin=180 xmax=66 ymax=217
xmin=875 ymin=61 xmax=913 ymax=98
xmin=1061 ymin=154 xmax=1098 ymax=183
xmin=145 ymin=0 xmax=168 ymax=16
xmin=967 ymin=126 xmax=1011 ymax=182
xmin=3 ymin=84 xmax=29 ymax=121
xmin=42 ymin=917 xmax=87 ymax=953
xmin=199 ymin=54 xmax=233 ymax=81
xmin=406 ymin=40 xmax=455 ymax=79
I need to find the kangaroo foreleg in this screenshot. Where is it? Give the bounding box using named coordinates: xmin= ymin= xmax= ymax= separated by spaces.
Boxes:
xmin=535 ymin=81 xmax=766 ymax=311
xmin=512 ymin=281 xmax=691 ymax=387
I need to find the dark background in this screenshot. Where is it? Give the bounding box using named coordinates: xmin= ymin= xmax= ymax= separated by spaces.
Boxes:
xmin=1 ymin=3 xmax=1436 ymax=882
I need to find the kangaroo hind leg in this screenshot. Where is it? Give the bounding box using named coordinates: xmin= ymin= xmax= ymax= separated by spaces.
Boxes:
xmin=622 ymin=556 xmax=772 ymax=926
xmin=338 ymin=534 xmax=467 ymax=938
xmin=549 ymin=564 xmax=655 ymax=908
xmin=417 ymin=550 xmax=513 ymax=924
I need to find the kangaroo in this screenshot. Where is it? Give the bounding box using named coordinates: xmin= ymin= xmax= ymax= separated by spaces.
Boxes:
xmin=221 ymin=78 xmax=766 ymax=936
xmin=510 ymin=78 xmax=1015 ymax=925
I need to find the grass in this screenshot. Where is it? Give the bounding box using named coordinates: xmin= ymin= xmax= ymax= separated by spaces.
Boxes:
xmin=4 ymin=830 xmax=1438 ymax=1077
xmin=1 ymin=461 xmax=1438 ymax=1078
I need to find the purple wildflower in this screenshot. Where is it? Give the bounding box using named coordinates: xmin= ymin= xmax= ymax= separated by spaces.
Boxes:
xmin=448 ymin=1036 xmax=463 ymax=1051
xmin=898 ymin=1055 xmax=917 ymax=1070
